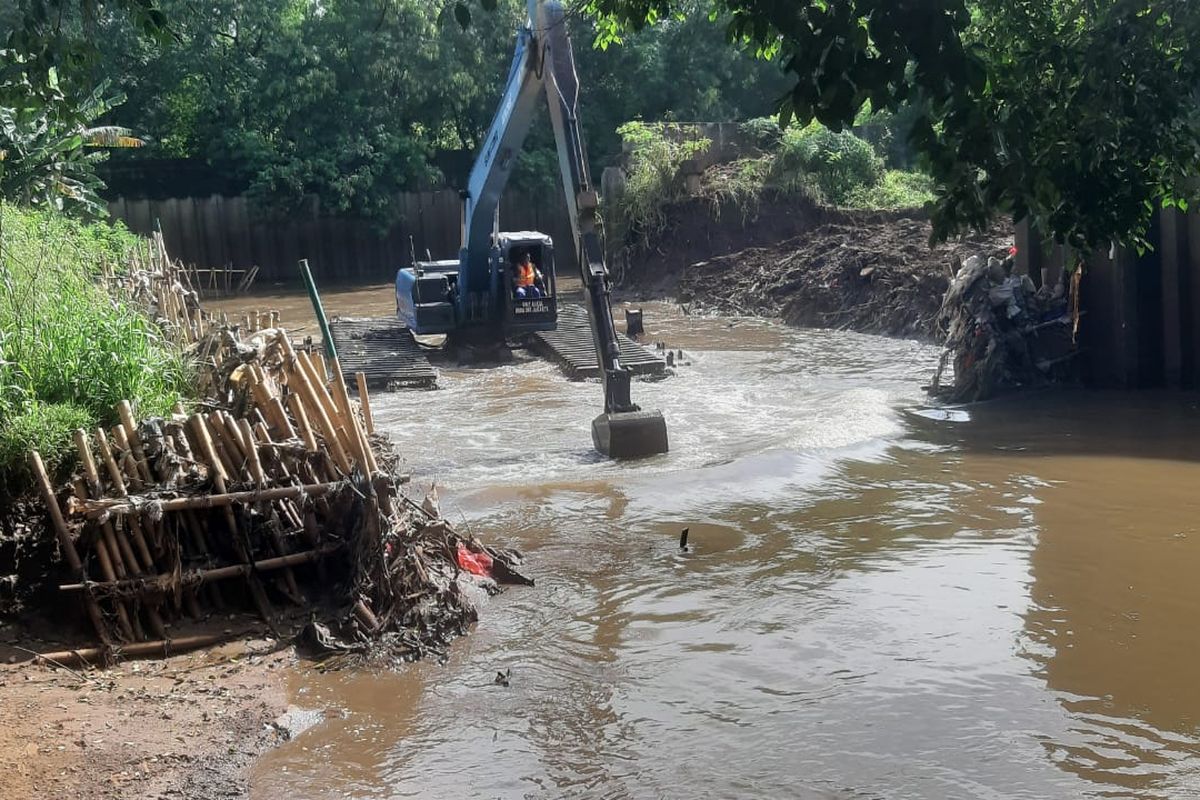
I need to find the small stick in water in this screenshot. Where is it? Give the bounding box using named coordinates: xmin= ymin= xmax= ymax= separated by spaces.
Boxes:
xmin=679 ymin=527 xmax=689 ymax=550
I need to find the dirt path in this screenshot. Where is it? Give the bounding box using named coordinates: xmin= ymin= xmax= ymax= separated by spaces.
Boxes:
xmin=0 ymin=631 xmax=292 ymax=800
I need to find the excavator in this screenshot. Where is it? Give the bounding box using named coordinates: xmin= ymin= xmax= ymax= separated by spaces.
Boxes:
xmin=394 ymin=0 xmax=669 ymax=459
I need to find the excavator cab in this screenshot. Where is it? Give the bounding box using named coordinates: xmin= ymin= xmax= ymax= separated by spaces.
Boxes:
xmin=501 ymin=233 xmax=557 ymax=334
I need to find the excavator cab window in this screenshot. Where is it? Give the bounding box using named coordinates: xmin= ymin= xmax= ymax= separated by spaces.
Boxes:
xmin=503 ymin=239 xmax=557 ymax=332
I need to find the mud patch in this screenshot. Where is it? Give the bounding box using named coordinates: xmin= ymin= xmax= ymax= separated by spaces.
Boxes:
xmin=0 ymin=632 xmax=290 ymax=800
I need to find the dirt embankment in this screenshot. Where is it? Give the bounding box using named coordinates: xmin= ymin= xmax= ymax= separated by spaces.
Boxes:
xmin=0 ymin=630 xmax=292 ymax=800
xmin=617 ymin=194 xmax=1014 ymax=340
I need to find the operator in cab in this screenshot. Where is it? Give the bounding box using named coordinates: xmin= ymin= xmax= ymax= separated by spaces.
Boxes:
xmin=512 ymin=251 xmax=545 ymax=299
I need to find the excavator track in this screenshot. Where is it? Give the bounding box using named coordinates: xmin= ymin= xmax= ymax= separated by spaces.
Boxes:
xmin=531 ymin=306 xmax=666 ymax=380
xmin=328 ymin=317 xmax=438 ymax=389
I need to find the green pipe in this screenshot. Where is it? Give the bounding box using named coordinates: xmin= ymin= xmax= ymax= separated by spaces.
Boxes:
xmin=299 ymin=258 xmax=338 ymax=362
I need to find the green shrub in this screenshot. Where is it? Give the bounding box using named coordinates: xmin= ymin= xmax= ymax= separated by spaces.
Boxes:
xmin=0 ymin=203 xmax=187 ymax=499
xmin=772 ymin=123 xmax=884 ymax=204
xmin=0 ymin=402 xmax=94 ymax=489
xmin=846 ymin=169 xmax=935 ymax=210
xmin=609 ymin=122 xmax=711 ymax=239
xmin=740 ymin=117 xmax=782 ymax=150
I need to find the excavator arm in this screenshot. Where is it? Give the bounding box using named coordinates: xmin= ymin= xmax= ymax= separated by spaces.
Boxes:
xmin=452 ymin=0 xmax=667 ymax=458
xmin=536 ymin=0 xmax=669 ymax=458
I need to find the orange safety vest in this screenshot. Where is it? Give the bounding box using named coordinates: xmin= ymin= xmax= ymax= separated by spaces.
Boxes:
xmin=515 ymin=263 xmax=536 ymax=288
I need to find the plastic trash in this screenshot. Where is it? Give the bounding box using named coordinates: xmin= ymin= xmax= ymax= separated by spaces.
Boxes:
xmin=456 ymin=542 xmax=494 ymax=577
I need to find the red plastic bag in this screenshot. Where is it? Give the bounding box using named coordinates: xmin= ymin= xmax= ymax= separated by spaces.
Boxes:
xmin=456 ymin=542 xmax=493 ymax=577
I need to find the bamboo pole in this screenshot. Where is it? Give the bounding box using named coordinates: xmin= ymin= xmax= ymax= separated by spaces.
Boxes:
xmin=330 ymin=358 xmax=375 ymax=474
xmin=110 ymin=426 xmax=145 ymax=490
xmin=29 ymin=451 xmax=112 ymax=646
xmin=285 ymin=392 xmax=319 ymax=452
xmin=286 ymin=351 xmax=352 ymax=473
xmin=296 ymin=350 xmax=345 ymax=439
xmin=70 ymin=481 xmax=343 ymax=517
xmin=69 ymin=480 xmax=138 ymax=642
xmin=93 ymin=429 xmax=155 ymax=571
xmin=117 ymin=401 xmax=154 ymax=483
xmin=60 ymin=548 xmax=333 ymax=593
xmin=355 ymin=372 xmax=376 ymax=435
xmin=186 ymin=413 xmax=274 ymax=622
xmin=234 ymin=417 xmax=303 ymax=602
xmin=33 ymin=630 xmax=254 ymax=667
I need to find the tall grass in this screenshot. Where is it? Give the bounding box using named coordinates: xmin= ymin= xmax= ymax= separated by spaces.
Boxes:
xmin=0 ymin=203 xmax=187 ymax=498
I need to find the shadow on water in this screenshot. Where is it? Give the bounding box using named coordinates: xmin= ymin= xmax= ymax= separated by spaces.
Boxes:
xmin=908 ymin=387 xmax=1200 ymax=464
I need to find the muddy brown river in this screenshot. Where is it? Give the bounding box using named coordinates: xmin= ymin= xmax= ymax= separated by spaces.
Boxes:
xmin=213 ymin=285 xmax=1200 ymax=799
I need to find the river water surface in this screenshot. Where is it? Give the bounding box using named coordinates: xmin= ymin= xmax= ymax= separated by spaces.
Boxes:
xmin=216 ymin=286 xmax=1200 ymax=799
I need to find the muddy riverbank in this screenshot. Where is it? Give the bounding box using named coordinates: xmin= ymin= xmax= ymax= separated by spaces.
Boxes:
xmin=0 ymin=631 xmax=291 ymax=799
xmin=617 ymin=195 xmax=1013 ymax=339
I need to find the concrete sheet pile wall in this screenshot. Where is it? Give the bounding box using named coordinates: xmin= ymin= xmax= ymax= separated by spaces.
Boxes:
xmin=1016 ymin=210 xmax=1200 ymax=389
xmin=107 ymin=191 xmax=575 ymax=284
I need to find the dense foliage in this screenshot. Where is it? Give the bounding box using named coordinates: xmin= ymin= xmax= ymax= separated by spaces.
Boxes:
xmin=0 ymin=204 xmax=186 ymax=496
xmin=0 ymin=0 xmax=163 ymax=212
xmin=67 ymin=0 xmax=785 ymax=225
xmin=5 ymin=0 xmax=1198 ymax=255
xmin=587 ymin=0 xmax=1200 ymax=254
xmin=609 ymin=119 xmax=933 ymax=240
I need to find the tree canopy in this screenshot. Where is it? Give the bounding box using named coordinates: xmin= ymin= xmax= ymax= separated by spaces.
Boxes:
xmin=76 ymin=0 xmax=786 ymax=223
xmin=586 ymin=0 xmax=1200 ymax=254
xmin=4 ymin=0 xmax=1198 ymax=252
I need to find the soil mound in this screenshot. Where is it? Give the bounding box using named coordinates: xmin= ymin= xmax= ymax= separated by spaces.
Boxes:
xmin=617 ymin=196 xmax=1013 ymax=340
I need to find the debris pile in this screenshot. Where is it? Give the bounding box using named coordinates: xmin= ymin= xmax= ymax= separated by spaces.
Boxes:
xmin=656 ymin=215 xmax=1013 ymax=340
xmin=25 ymin=242 xmax=526 ymax=666
xmin=930 ymin=252 xmax=1077 ymax=402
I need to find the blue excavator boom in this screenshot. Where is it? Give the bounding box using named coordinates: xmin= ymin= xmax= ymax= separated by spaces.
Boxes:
xmin=395 ymin=0 xmax=668 ymax=458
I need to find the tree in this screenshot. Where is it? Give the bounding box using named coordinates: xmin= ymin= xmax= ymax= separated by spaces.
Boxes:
xmin=0 ymin=0 xmax=164 ymax=211
xmin=584 ymin=0 xmax=1200 ymax=254
xmin=88 ymin=0 xmax=790 ymax=222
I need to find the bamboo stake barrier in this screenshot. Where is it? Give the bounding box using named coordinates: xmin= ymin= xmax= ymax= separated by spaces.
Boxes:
xmin=29 ymin=250 xmax=517 ymax=666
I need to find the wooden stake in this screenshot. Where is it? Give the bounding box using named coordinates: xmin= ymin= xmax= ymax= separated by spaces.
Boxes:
xmin=116 ymin=400 xmax=154 ymax=483
xmin=33 ymin=631 xmax=253 ymax=667
xmin=285 ymin=392 xmax=319 ymax=452
xmin=60 ymin=548 xmax=333 ymax=593
xmin=93 ymin=429 xmax=155 ymax=572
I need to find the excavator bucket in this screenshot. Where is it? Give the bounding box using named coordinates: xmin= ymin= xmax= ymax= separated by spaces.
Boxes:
xmin=592 ymin=410 xmax=669 ymax=459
